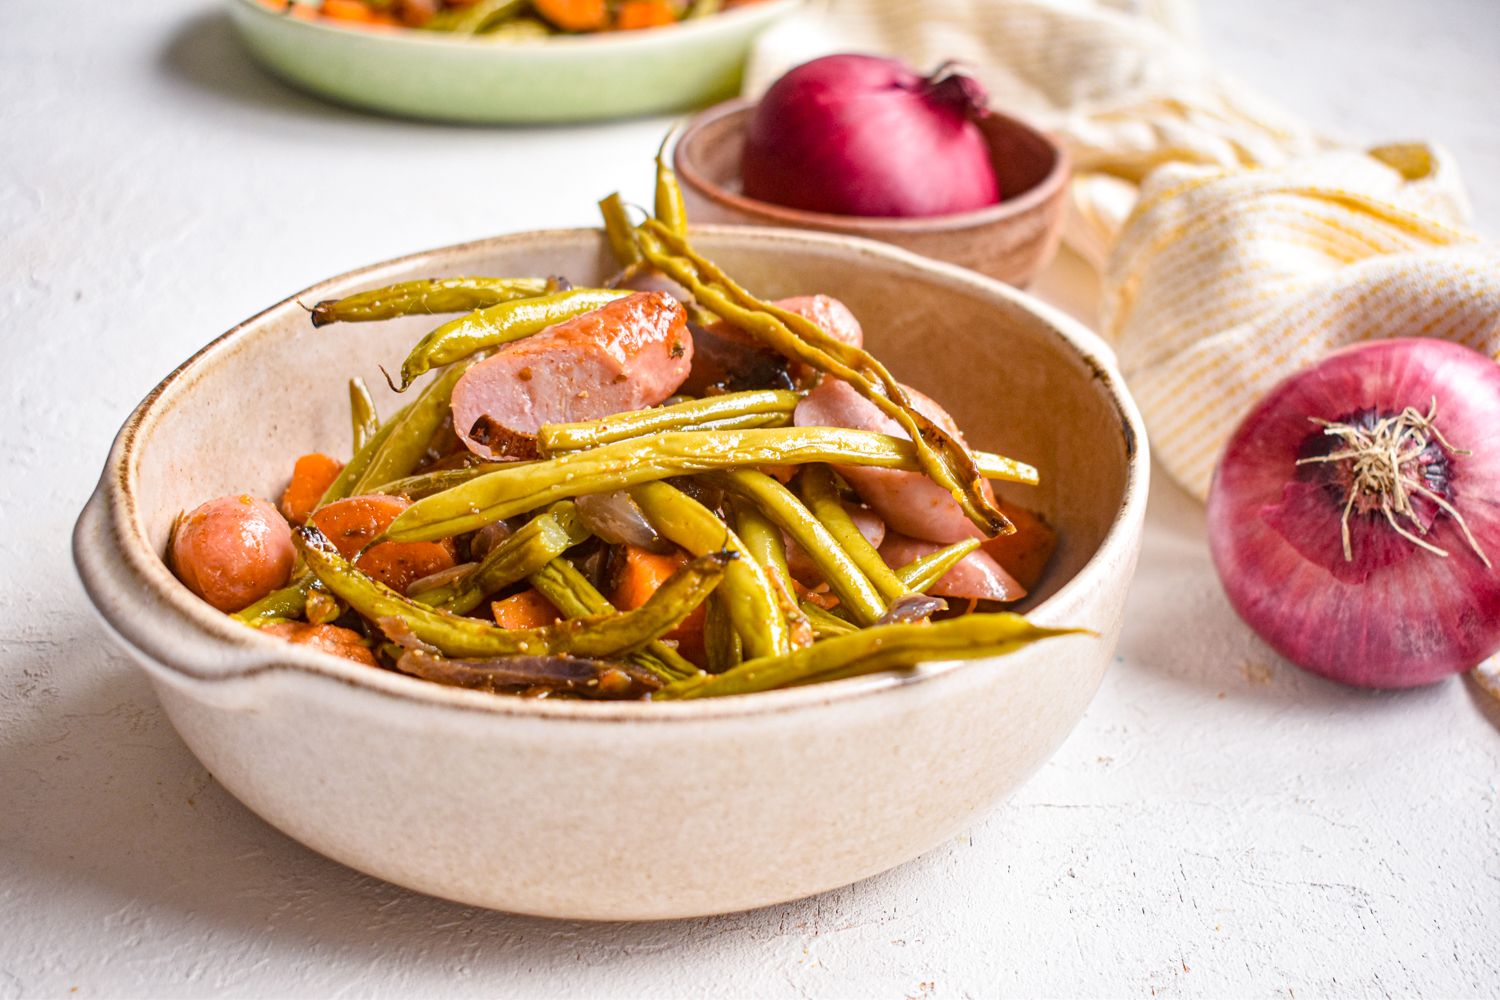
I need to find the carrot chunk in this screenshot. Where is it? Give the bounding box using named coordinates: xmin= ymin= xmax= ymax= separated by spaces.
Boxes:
xmin=491 ymin=589 xmax=563 ymax=629
xmin=615 ymin=0 xmax=677 ymax=30
xmin=533 ymin=0 xmax=609 ymax=31
xmin=279 ymin=453 xmax=344 ymax=526
xmin=612 ymin=544 xmax=707 ymax=663
xmin=321 ymin=0 xmax=376 ymax=20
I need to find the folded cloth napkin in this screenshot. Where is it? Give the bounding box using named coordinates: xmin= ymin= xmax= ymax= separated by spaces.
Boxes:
xmin=746 ymin=0 xmax=1498 ymax=501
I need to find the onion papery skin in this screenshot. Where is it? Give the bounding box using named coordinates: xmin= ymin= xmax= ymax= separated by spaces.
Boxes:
xmin=741 ymin=54 xmax=1001 ymax=219
xmin=1207 ymin=339 xmax=1500 ymax=688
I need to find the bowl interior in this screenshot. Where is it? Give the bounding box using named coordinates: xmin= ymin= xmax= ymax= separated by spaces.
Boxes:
xmin=125 ymin=229 xmax=1129 ymax=628
xmin=676 ymin=103 xmax=1064 ymax=225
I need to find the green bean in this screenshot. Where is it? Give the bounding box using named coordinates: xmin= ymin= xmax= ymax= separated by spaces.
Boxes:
xmin=654 ymin=144 xmax=688 ymax=237
xmin=800 ymin=601 xmax=858 ymax=638
xmin=349 ymin=377 xmax=379 ymax=453
xmin=975 ymin=452 xmax=1039 ymax=486
xmin=397 ymin=289 xmax=626 ymax=389
xmin=414 ymin=503 xmax=588 ymax=615
xmin=310 ymin=277 xmax=549 ymax=326
xmin=351 ymin=360 xmax=474 ymax=495
xmin=297 ymin=526 xmax=729 ymax=659
xmin=703 ymin=595 xmax=742 ymax=673
xmin=798 ymin=464 xmax=909 ymax=604
xmin=629 ymin=481 xmax=791 ymax=659
xmin=528 ymin=559 xmax=698 ymax=682
xmin=726 ymin=496 xmax=813 ymax=649
xmin=374 ymin=462 xmax=510 ymax=500
xmin=234 ymin=575 xmax=315 ymax=626
xmin=707 ymin=469 xmax=887 ymax=626
xmin=318 ymin=408 xmax=401 ymax=508
xmin=385 ymin=427 xmax=1026 ymax=544
xmin=536 ymin=390 xmax=803 ymax=453
xmin=896 ymin=538 xmax=982 ymax=593
xmin=655 ymin=614 xmax=1083 ymax=700
xmin=633 ymin=220 xmax=1010 ymax=536
xmin=599 ymin=193 xmax=643 ymax=270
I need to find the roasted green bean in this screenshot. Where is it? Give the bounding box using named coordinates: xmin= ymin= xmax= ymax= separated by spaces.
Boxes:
xmin=598 ymin=193 xmax=643 ymax=270
xmin=703 ymin=595 xmax=742 ymax=673
xmin=351 ymin=360 xmax=474 ymax=495
xmin=654 ymin=145 xmax=688 ymax=237
xmin=233 ymin=575 xmax=315 ymax=625
xmin=349 ymin=377 xmax=379 ymax=453
xmin=528 ymin=558 xmax=698 ymax=682
xmin=537 ymin=390 xmax=803 ymax=453
xmin=632 ymin=219 xmax=1010 ymax=536
xmin=374 ymin=462 xmax=510 ymax=500
xmin=384 ymin=427 xmax=1031 ymax=543
xmin=397 ymin=289 xmax=626 ymax=389
xmin=797 ymin=465 xmax=909 ymax=604
xmin=800 ymin=601 xmax=858 ymax=638
xmin=896 ymin=539 xmax=982 ymax=593
xmin=707 ymin=469 xmax=887 ymax=626
xmin=310 ymin=277 xmax=549 ymax=326
xmin=655 ymin=614 xmax=1083 ymax=700
xmin=629 ymin=481 xmax=791 ymax=659
xmin=297 ymin=526 xmax=729 ymax=659
xmin=318 ymin=401 xmax=409 ymax=508
xmin=413 ymin=502 xmax=588 ymax=614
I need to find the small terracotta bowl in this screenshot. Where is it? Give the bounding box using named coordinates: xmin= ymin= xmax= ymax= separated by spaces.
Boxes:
xmin=673 ymin=99 xmax=1071 ymax=288
xmin=74 ymin=226 xmax=1145 ymax=920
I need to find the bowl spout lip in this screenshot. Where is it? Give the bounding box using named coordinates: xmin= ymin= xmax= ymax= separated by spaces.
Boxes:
xmin=71 ymin=224 xmax=1148 ymax=723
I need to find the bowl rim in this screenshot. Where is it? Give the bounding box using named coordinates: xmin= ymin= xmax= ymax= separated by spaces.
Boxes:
xmin=672 ymin=97 xmax=1073 ymax=233
xmin=75 ymin=224 xmax=1146 ymax=724
xmin=227 ymin=0 xmax=804 ymax=52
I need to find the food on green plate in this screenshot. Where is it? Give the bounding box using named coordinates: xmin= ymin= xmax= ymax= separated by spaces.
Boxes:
xmin=259 ymin=0 xmax=771 ymax=35
xmin=166 ymin=155 xmax=1071 ymax=700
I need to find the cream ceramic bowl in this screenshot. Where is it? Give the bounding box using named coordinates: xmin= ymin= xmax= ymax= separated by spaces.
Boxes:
xmin=74 ymin=227 xmax=1147 ymax=920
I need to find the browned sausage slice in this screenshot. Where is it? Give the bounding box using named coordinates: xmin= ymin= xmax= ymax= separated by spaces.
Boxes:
xmin=452 ymin=291 xmax=693 ymax=459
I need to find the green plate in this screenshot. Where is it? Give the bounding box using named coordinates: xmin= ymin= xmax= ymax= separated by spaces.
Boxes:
xmin=225 ymin=0 xmax=802 ymax=124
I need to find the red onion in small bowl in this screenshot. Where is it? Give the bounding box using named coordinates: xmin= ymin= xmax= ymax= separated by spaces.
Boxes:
xmin=742 ymin=54 xmax=1001 ymax=219
xmin=1207 ymin=338 xmax=1500 ymax=688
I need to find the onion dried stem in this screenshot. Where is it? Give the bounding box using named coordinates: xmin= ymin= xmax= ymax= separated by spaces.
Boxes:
xmin=1297 ymin=399 xmax=1492 ymax=568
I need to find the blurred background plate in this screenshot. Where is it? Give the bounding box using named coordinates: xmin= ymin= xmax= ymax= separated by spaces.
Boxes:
xmin=225 ymin=0 xmax=802 ymax=123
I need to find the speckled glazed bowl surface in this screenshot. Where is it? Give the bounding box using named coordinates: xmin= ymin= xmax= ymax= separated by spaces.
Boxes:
xmin=225 ymin=0 xmax=801 ymax=123
xmin=74 ymin=226 xmax=1147 ymax=920
xmin=674 ymin=99 xmax=1071 ymax=288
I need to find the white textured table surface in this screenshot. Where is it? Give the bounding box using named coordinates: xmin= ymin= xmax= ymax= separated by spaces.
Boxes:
xmin=3 ymin=1 xmax=1499 ymax=997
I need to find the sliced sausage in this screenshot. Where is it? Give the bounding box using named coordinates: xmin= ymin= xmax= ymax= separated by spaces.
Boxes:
xmin=452 ymin=291 xmax=692 ymax=459
xmin=794 ymin=376 xmax=996 ymax=544
xmin=170 ymin=494 xmax=295 ymax=612
xmin=878 ymin=531 xmax=1026 ymax=603
xmin=681 ymin=294 xmax=863 ymax=396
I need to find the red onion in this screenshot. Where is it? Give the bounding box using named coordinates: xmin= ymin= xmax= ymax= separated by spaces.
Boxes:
xmin=742 ymin=54 xmax=1001 ymax=218
xmin=575 ymin=491 xmax=673 ymax=553
xmin=1207 ymin=339 xmax=1500 ymax=688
